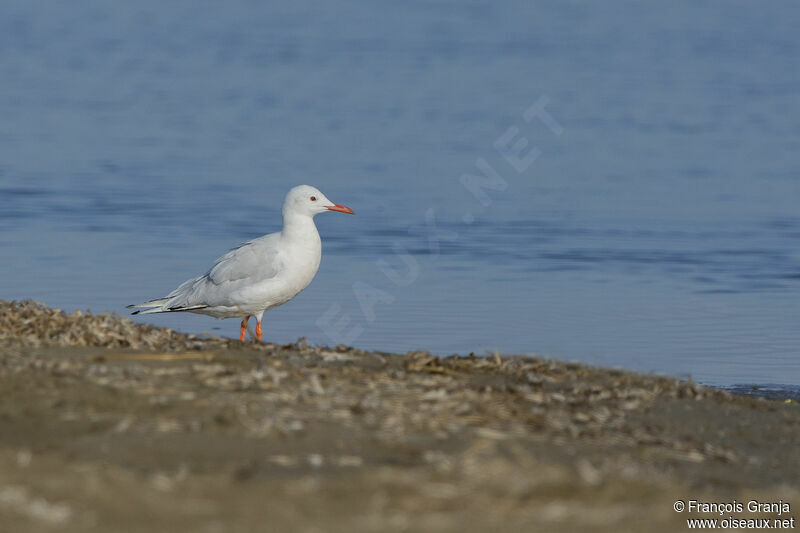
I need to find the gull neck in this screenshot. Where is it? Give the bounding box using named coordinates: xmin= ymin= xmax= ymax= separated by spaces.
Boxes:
xmin=281 ymin=210 xmax=319 ymax=242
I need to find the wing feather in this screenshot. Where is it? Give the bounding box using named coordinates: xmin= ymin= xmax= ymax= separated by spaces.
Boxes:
xmin=130 ymin=232 xmax=285 ymax=313
xmin=207 ymin=233 xmax=282 ymax=286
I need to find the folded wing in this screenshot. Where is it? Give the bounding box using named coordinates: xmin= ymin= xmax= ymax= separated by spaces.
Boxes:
xmin=130 ymin=233 xmax=284 ymax=313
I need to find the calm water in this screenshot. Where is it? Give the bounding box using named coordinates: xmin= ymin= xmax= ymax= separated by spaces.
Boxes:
xmin=1 ymin=1 xmax=799 ymax=389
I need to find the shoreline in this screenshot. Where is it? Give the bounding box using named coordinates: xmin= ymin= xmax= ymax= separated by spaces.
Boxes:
xmin=11 ymin=299 xmax=800 ymax=400
xmin=1 ymin=300 xmax=799 ymax=531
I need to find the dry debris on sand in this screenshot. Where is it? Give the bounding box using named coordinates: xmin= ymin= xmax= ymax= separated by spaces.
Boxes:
xmin=0 ymin=300 xmax=227 ymax=351
xmin=1 ymin=300 xmax=798 ymax=532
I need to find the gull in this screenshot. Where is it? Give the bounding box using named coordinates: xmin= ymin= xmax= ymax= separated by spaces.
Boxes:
xmin=128 ymin=185 xmax=354 ymax=341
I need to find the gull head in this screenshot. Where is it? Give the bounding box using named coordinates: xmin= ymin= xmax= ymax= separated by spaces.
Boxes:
xmin=283 ymin=185 xmax=355 ymax=218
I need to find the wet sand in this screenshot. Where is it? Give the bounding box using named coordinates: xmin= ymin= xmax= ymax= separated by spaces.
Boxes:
xmin=1 ymin=301 xmax=798 ymax=532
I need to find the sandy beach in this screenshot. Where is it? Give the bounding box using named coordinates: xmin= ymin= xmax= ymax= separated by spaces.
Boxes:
xmin=1 ymin=300 xmax=798 ymax=532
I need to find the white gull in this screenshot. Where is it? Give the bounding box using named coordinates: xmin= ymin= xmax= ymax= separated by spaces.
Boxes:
xmin=128 ymin=184 xmax=354 ymax=341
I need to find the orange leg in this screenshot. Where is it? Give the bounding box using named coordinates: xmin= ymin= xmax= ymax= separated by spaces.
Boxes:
xmin=256 ymin=320 xmax=263 ymax=342
xmin=240 ymin=316 xmax=249 ymax=342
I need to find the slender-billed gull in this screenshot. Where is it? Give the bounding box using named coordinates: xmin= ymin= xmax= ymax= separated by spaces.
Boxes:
xmin=128 ymin=185 xmax=354 ymax=341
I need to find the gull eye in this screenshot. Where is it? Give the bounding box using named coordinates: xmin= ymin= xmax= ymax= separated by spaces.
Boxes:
xmin=310 ymin=196 xmax=317 ymax=202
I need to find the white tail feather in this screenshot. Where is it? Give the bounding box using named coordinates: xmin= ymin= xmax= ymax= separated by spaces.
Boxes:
xmin=127 ymin=298 xmax=169 ymax=309
xmin=134 ymin=307 xmax=169 ymax=315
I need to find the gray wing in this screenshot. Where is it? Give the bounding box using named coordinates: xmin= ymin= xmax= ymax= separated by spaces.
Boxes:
xmin=162 ymin=233 xmax=283 ymax=309
xmin=206 ymin=233 xmax=282 ymax=285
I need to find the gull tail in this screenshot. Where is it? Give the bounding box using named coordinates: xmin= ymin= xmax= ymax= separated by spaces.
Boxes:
xmin=127 ymin=298 xmax=168 ymax=314
xmin=127 ymin=298 xmax=208 ymax=315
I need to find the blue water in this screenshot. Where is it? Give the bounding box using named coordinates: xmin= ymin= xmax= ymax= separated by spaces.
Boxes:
xmin=1 ymin=1 xmax=799 ymax=388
